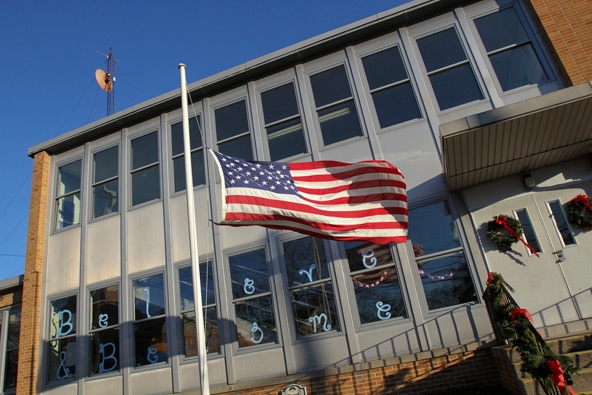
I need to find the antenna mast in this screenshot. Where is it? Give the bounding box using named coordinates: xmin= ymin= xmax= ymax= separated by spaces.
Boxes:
xmin=107 ymin=47 xmax=114 ymax=116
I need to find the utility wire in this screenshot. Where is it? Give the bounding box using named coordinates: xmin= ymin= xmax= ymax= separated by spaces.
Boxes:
xmin=0 ymin=214 xmax=28 ymax=250
xmin=0 ymin=254 xmax=25 ymax=257
xmin=115 ymin=61 xmax=141 ymax=102
xmin=0 ymin=172 xmax=31 ymax=223
xmin=55 ymin=76 xmax=96 ymax=138
xmin=88 ymin=85 xmax=101 ymax=123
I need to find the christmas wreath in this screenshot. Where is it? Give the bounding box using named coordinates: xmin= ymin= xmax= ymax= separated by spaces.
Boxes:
xmin=487 ymin=215 xmax=524 ymax=252
xmin=566 ymin=194 xmax=592 ymax=230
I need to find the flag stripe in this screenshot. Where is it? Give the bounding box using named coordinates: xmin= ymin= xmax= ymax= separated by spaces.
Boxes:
xmin=296 ymin=180 xmax=406 ymax=196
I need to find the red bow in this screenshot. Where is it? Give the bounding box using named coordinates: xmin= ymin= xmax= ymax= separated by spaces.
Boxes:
xmin=546 ymin=360 xmax=576 ymax=395
xmin=511 ymin=308 xmax=534 ymax=324
xmin=495 ymin=216 xmax=540 ymax=257
xmin=570 ymin=194 xmax=592 ymax=210
xmin=486 ymin=272 xmax=495 ymax=287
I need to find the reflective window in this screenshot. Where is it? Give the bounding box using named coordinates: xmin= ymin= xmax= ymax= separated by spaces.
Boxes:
xmin=361 ymin=47 xmax=421 ymax=128
xmin=130 ymin=132 xmax=160 ymax=206
xmin=132 ymin=274 xmax=167 ymax=366
xmin=261 ymin=83 xmax=307 ymax=161
xmin=282 ymin=237 xmax=340 ymax=337
xmin=417 ymin=28 xmax=483 ymax=111
xmin=4 ymin=309 xmax=20 ymax=390
xmin=92 ymin=146 xmax=119 ymax=219
xmin=179 ymin=262 xmax=220 ymax=357
xmin=310 ymin=65 xmax=363 ymax=145
xmin=48 ymin=296 xmax=77 ymax=382
xmin=474 ymin=8 xmax=547 ymax=91
xmin=548 ymin=200 xmax=576 ymax=246
xmin=55 ymin=160 xmax=81 ymax=230
xmin=229 ymin=249 xmax=277 ymax=348
xmin=408 ymin=202 xmax=476 ymax=310
xmin=345 ymin=242 xmax=407 ymax=324
xmin=215 ymin=100 xmax=253 ymax=160
xmin=515 ymin=209 xmax=541 ymax=253
xmin=171 ymin=116 xmax=206 ymax=192
xmin=89 ymin=285 xmax=119 ymax=375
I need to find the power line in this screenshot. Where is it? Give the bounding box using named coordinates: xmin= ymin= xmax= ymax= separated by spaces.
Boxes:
xmin=0 ymin=213 xmax=28 ymax=250
xmin=0 ymin=253 xmax=25 ymax=257
xmin=0 ymin=171 xmax=31 ymax=223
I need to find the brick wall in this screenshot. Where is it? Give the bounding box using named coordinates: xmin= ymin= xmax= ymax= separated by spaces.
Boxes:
xmin=17 ymin=151 xmax=50 ymax=395
xmin=528 ymin=0 xmax=592 ymax=85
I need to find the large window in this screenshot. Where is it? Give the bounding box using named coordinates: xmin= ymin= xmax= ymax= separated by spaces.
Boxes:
xmin=417 ymin=28 xmax=483 ymax=111
xmin=179 ymin=262 xmax=220 ymax=357
xmin=91 ymin=146 xmax=119 ymax=219
xmin=344 ymin=242 xmax=407 ymax=324
xmin=261 ymin=83 xmax=307 ymax=161
xmin=361 ymin=46 xmax=421 ymax=128
xmin=171 ymin=116 xmax=206 ymax=192
xmin=408 ymin=202 xmax=476 ymax=310
xmin=55 ymin=160 xmax=81 ymax=230
xmin=130 ymin=131 xmax=160 ymax=206
xmin=474 ymin=7 xmax=547 ymax=91
xmin=47 ymin=296 xmax=77 ymax=382
xmin=132 ymin=274 xmax=167 ymax=366
xmin=309 ymin=65 xmax=364 ymax=146
xmin=3 ymin=308 xmax=20 ymax=390
xmin=282 ymin=237 xmax=340 ymax=337
xmin=89 ymin=285 xmax=119 ymax=375
xmin=215 ymin=100 xmax=253 ymax=160
xmin=547 ymin=200 xmax=576 ymax=247
xmin=229 ymin=249 xmax=277 ymax=348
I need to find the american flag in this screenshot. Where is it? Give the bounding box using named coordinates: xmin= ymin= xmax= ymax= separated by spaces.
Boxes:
xmin=211 ymin=150 xmax=408 ymax=244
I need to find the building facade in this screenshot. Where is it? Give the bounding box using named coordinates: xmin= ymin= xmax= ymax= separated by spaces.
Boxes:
xmin=11 ymin=0 xmax=592 ymax=393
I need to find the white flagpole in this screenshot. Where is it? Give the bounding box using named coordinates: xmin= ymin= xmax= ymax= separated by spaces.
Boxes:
xmin=178 ymin=63 xmax=210 ymax=395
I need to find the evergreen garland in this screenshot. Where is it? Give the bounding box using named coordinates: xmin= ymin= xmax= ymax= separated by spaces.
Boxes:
xmin=486 ymin=215 xmax=523 ymax=252
xmin=566 ymin=194 xmax=592 ymax=230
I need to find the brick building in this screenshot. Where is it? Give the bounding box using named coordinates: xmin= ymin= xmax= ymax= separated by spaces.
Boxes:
xmin=8 ymin=0 xmax=592 ymax=394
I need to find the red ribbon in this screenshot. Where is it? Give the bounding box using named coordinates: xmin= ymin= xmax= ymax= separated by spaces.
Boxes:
xmin=570 ymin=194 xmax=592 ymax=211
xmin=546 ymin=360 xmax=576 ymax=395
xmin=486 ymin=272 xmax=495 ymax=287
xmin=496 ymin=216 xmax=540 ymax=257
xmin=511 ymin=308 xmax=534 ymax=324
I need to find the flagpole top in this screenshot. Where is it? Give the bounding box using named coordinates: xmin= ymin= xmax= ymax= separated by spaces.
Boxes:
xmin=178 ymin=63 xmax=186 ymax=70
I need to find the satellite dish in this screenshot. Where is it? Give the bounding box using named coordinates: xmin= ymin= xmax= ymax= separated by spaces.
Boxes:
xmin=95 ymin=69 xmax=113 ymax=92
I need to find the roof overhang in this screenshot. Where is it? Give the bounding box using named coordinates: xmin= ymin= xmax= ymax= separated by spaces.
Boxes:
xmin=440 ymin=82 xmax=592 ymax=191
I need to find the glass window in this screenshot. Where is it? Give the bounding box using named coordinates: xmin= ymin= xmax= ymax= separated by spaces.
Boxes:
xmin=55 ymin=160 xmax=81 ymax=230
xmin=408 ymin=202 xmax=476 ymax=310
xmin=548 ymin=200 xmax=576 ymax=246
xmin=514 ymin=209 xmax=541 ymax=253
xmin=171 ymin=116 xmax=206 ymax=192
xmin=178 ymin=262 xmax=220 ymax=357
xmin=417 ymin=28 xmax=483 ymax=111
xmin=474 ymin=8 xmax=547 ymax=91
xmin=92 ymin=146 xmax=119 ymax=219
xmin=215 ymin=100 xmax=253 ymax=161
xmin=282 ymin=237 xmax=340 ymax=336
xmin=47 ymin=296 xmax=77 ymax=382
xmin=261 ymin=83 xmax=307 ymax=161
xmin=344 ymin=242 xmax=407 ymax=324
xmin=310 ymin=65 xmax=363 ymax=146
xmin=229 ymin=249 xmax=277 ymax=348
xmin=132 ymin=274 xmax=167 ymax=366
xmin=130 ymin=132 xmax=160 ymax=206
xmin=4 ymin=309 xmax=20 ymax=390
xmin=361 ymin=47 xmax=421 ymax=128
xmin=89 ymin=285 xmax=119 ymax=375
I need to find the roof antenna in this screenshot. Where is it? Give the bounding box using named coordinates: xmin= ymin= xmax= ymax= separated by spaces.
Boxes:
xmin=95 ymin=47 xmax=115 ymax=116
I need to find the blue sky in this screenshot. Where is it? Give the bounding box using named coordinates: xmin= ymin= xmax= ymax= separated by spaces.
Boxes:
xmin=0 ymin=0 xmax=409 ymax=281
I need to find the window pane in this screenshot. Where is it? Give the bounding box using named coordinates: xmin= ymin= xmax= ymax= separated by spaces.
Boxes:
xmin=131 ymin=164 xmax=160 ymax=206
xmin=418 ymin=251 xmax=476 ymax=310
xmin=417 ymin=28 xmax=467 ymax=72
xmin=490 ymin=44 xmax=547 ymax=91
xmin=7 ymin=309 xmax=20 ymax=349
xmin=179 ymin=262 xmax=216 ymax=311
xmin=362 ymin=47 xmax=408 ymax=90
xmin=90 ymin=328 xmax=120 ymax=375
xmin=47 ymin=338 xmax=76 ymax=382
xmin=515 ymin=209 xmax=541 ymax=253
xmin=171 ymin=117 xmax=202 ymax=156
xmin=173 ymin=149 xmax=206 ymax=192
xmin=429 ymin=64 xmax=483 ymax=110
xmin=215 ymin=101 xmax=249 ymax=142
xmin=50 ymin=296 xmax=77 ymax=339
xmin=56 ymin=193 xmax=80 ymax=229
xmin=182 ymin=308 xmax=220 ymax=356
xmin=353 ymin=268 xmax=407 ymax=324
xmin=235 ymin=296 xmax=277 ymax=347
xmin=291 ymin=283 xmax=340 ymax=337
xmin=4 ymin=349 xmax=18 ymax=389
xmin=218 ymin=134 xmax=253 ymax=161
xmin=131 ymin=132 xmax=158 ymax=170
xmin=229 ymin=249 xmax=269 ymax=298
xmin=93 ymin=146 xmax=118 ymax=183
xmin=267 ymin=118 xmax=307 ymax=161
xmin=310 ymin=65 xmax=352 ymax=107
xmin=134 ymin=274 xmax=165 ymax=320
xmin=372 ymin=83 xmax=421 ymax=128
xmin=318 ymin=100 xmax=363 ymax=145
xmin=408 ymin=201 xmax=461 ymax=257
xmin=134 ymin=317 xmax=167 ymax=366
xmin=475 ymin=8 xmax=529 ymax=52
xmin=283 ymin=237 xmax=329 ymax=288
xmin=57 ymin=160 xmax=81 ymax=196
xmin=261 ymin=83 xmax=299 ymax=124
xmin=92 ymin=179 xmax=119 ymax=218
xmin=549 ymin=201 xmax=575 ymax=245
xmin=90 ymin=285 xmax=119 ymax=330
xmin=345 ymin=242 xmax=393 ymax=272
